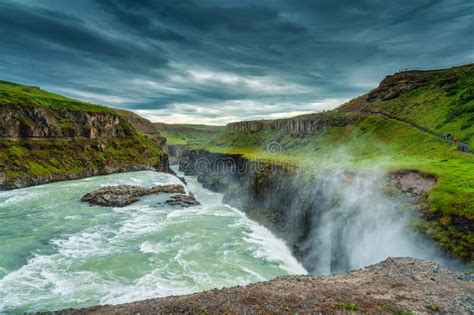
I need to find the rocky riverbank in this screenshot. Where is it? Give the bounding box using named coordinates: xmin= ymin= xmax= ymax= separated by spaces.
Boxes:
xmin=48 ymin=258 xmax=474 ymax=314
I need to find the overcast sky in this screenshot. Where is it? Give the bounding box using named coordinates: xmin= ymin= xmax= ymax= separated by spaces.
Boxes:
xmin=1 ymin=0 xmax=473 ymax=124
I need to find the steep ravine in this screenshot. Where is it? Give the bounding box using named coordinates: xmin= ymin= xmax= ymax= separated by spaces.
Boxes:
xmin=177 ymin=149 xmax=465 ymax=274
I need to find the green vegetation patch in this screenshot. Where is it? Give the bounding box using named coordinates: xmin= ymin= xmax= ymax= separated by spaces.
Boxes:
xmin=0 ymin=80 xmax=117 ymax=114
xmin=362 ymin=65 xmax=474 ymax=147
xmin=0 ymin=135 xmax=164 ymax=186
xmin=154 ymin=123 xmax=225 ymax=145
xmin=332 ymin=303 xmax=362 ymax=311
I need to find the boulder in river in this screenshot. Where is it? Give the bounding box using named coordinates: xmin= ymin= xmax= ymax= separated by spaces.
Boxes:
xmin=165 ymin=193 xmax=200 ymax=207
xmin=81 ymin=184 xmax=186 ymax=207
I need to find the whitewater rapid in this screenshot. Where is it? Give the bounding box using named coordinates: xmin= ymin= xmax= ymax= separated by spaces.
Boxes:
xmin=0 ymin=169 xmax=306 ymax=313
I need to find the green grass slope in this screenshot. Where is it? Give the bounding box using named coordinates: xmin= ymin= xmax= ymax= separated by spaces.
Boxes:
xmin=340 ymin=64 xmax=474 ymax=147
xmin=153 ymin=122 xmax=225 ymax=145
xmin=0 ymin=80 xmax=116 ymax=114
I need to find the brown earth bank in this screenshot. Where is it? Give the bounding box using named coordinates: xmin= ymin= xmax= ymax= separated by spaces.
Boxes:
xmin=46 ymin=258 xmax=474 ymax=314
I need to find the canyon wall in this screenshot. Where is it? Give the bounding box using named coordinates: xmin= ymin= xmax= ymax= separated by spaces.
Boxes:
xmin=168 ymin=144 xmax=190 ymax=164
xmin=179 ymin=150 xmax=463 ymax=273
xmin=0 ymin=105 xmax=134 ymax=139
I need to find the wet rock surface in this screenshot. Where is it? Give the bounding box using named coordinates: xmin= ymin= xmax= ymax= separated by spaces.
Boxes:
xmin=49 ymin=258 xmax=473 ymax=314
xmin=81 ymin=184 xmax=186 ymax=207
xmin=165 ymin=192 xmax=200 ymax=207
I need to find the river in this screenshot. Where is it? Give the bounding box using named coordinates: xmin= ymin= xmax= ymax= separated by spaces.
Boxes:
xmin=0 ymin=169 xmax=306 ymax=313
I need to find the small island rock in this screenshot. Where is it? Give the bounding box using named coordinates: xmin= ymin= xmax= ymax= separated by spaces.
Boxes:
xmin=81 ymin=184 xmax=186 ymax=207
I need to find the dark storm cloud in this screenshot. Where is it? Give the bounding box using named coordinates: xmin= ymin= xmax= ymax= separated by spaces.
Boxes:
xmin=1 ymin=0 xmax=473 ymax=124
xmin=0 ymin=2 xmax=169 ymax=74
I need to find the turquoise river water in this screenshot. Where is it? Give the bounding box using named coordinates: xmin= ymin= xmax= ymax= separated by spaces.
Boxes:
xmin=0 ymin=169 xmax=306 ymax=313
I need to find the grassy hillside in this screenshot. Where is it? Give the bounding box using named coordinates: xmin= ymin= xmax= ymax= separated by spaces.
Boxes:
xmin=339 ymin=64 xmax=474 ymax=147
xmin=191 ymin=64 xmax=474 ymax=261
xmin=0 ymin=80 xmax=116 ymax=114
xmin=0 ymin=81 xmax=168 ymax=188
xmin=177 ymin=124 xmax=226 ymax=131
xmin=153 ymin=122 xmax=225 ymax=145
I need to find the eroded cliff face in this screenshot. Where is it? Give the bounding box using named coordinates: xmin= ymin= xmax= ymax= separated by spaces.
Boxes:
xmin=227 ymin=112 xmax=360 ymax=135
xmin=366 ymin=71 xmax=434 ymax=102
xmin=0 ymin=104 xmax=171 ymax=190
xmin=0 ymin=105 xmax=134 ymax=139
xmin=338 ymin=68 xmax=454 ymax=112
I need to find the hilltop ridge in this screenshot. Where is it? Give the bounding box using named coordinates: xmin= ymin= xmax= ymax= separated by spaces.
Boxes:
xmin=224 ymin=63 xmax=474 ymax=147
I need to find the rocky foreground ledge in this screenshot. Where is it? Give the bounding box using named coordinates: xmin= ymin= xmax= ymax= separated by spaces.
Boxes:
xmin=48 ymin=258 xmax=473 ymax=314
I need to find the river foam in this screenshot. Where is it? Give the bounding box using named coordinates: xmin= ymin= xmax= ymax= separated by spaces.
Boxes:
xmin=0 ymin=170 xmax=304 ymax=313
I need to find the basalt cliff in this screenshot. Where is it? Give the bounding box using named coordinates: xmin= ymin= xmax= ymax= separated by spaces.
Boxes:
xmin=226 ymin=112 xmax=360 ymax=135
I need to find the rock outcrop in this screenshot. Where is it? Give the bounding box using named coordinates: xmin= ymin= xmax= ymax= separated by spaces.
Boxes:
xmin=81 ymin=184 xmax=186 ymax=207
xmin=50 ymin=258 xmax=474 ymax=314
xmin=165 ymin=192 xmax=200 ymax=207
xmin=390 ymin=170 xmax=437 ymax=197
xmin=0 ymin=105 xmax=133 ymax=139
xmin=366 ymin=71 xmax=434 ymax=102
xmin=227 ymin=112 xmax=360 ymax=135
